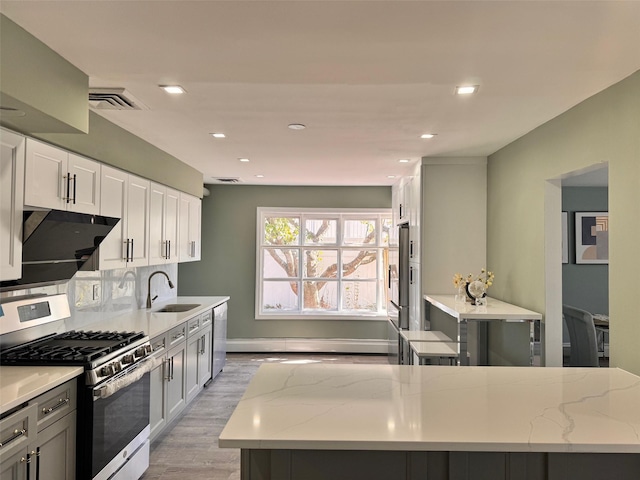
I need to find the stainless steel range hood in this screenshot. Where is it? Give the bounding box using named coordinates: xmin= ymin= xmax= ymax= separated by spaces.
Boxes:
xmin=0 ymin=210 xmax=120 ymax=291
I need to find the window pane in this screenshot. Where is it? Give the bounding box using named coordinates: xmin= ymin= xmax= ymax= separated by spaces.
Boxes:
xmin=343 ymin=250 xmax=377 ymax=279
xmin=381 ymin=218 xmax=392 ymax=246
xmin=304 ymin=219 xmax=337 ymax=244
xmin=264 ymin=217 xmax=300 ymax=245
xmin=303 ymin=281 xmax=338 ymax=310
xmin=343 ymin=219 xmax=376 ymax=245
xmin=263 ymin=248 xmax=299 ymax=278
xmin=303 ymin=249 xmax=338 ymax=278
xmin=263 ymin=281 xmax=299 ymax=312
xmin=342 ymin=281 xmax=378 ymax=312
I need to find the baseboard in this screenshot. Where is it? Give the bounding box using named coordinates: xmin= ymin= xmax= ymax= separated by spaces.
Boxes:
xmin=227 ymin=338 xmax=390 ymax=354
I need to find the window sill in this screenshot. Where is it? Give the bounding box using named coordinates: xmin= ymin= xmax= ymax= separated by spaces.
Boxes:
xmin=255 ymin=313 xmax=389 ymax=321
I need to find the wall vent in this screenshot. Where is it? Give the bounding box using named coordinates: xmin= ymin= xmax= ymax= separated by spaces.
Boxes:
xmin=212 ymin=178 xmax=241 ymax=184
xmin=88 ymin=88 xmax=148 ymax=111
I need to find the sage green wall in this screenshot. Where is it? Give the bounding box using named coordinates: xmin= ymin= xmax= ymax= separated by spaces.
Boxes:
xmin=487 ymin=70 xmax=640 ymax=374
xmin=178 ymin=184 xmax=391 ymax=340
xmin=36 ymin=112 xmax=203 ymax=198
xmin=0 ymin=15 xmax=88 ymax=134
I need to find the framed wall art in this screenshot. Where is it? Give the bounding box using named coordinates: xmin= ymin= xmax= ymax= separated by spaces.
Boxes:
xmin=575 ymin=211 xmax=608 ymax=264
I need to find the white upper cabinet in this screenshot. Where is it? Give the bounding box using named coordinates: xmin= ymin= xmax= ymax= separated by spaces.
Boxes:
xmin=0 ymin=129 xmax=25 ymax=282
xmin=178 ymin=193 xmax=201 ymax=262
xmin=99 ymin=165 xmax=150 ymax=269
xmin=25 ymin=138 xmax=100 ymax=214
xmin=149 ymin=182 xmax=180 ymax=265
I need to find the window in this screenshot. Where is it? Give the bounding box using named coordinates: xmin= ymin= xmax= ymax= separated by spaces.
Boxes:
xmin=257 ymin=208 xmax=392 ymax=319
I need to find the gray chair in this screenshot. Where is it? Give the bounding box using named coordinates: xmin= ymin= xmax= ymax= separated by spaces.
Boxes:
xmin=563 ymin=304 xmax=600 ymax=367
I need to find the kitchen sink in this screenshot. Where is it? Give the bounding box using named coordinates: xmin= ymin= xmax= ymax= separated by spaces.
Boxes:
xmin=154 ymin=303 xmax=201 ymax=313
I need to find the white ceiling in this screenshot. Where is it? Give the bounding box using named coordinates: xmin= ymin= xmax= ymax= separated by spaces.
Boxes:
xmin=2 ymin=1 xmax=639 ymax=186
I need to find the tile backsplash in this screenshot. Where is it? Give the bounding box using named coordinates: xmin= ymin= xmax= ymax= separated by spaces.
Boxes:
xmin=0 ymin=263 xmax=178 ymax=334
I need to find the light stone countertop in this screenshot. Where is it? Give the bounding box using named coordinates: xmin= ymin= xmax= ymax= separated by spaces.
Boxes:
xmin=0 ymin=366 xmax=83 ymax=414
xmin=81 ymin=296 xmax=230 ymax=339
xmin=219 ymin=363 xmax=640 ymax=453
xmin=425 ymin=294 xmax=542 ymax=321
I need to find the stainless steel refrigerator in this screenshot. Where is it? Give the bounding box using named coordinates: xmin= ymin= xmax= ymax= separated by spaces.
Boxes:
xmin=387 ymin=222 xmax=409 ymax=363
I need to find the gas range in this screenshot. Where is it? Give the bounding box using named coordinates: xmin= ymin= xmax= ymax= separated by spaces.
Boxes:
xmin=0 ymin=293 xmax=154 ymax=480
xmin=0 ymin=329 xmax=153 ymax=385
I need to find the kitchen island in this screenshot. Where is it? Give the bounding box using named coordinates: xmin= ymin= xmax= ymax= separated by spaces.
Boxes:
xmin=219 ymin=363 xmax=640 ymax=480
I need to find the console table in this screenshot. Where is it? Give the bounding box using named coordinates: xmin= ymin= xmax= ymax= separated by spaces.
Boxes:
xmin=424 ymin=294 xmax=542 ymax=366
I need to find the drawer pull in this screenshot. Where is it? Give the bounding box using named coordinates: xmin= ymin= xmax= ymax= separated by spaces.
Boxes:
xmin=0 ymin=428 xmax=26 ymax=448
xmin=42 ymin=398 xmax=70 ymax=415
xmin=189 ymin=323 xmax=199 ymax=332
xmin=171 ymin=333 xmax=185 ymax=342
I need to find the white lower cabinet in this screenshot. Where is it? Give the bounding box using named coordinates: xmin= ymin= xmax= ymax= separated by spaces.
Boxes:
xmin=149 ymin=323 xmax=187 ymax=443
xmin=0 ymin=379 xmax=77 ymax=480
xmin=150 ymin=310 xmax=214 ymax=443
xmin=186 ymin=311 xmax=213 ymax=403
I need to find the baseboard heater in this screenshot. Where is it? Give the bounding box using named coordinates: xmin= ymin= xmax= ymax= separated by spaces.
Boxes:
xmin=226 ymin=338 xmax=389 ymax=354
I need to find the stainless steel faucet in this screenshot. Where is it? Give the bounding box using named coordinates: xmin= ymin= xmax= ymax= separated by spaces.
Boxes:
xmin=146 ymin=271 xmax=175 ymax=308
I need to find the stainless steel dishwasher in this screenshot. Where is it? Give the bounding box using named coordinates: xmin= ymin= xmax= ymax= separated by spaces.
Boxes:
xmin=212 ymin=302 xmax=227 ymax=379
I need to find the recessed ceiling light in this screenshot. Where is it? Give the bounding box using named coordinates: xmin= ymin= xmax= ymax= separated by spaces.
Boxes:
xmin=160 ymin=85 xmax=186 ymax=94
xmin=239 ymin=158 xmax=250 ymax=162
xmin=399 ymin=159 xmax=410 ymax=163
xmin=211 ymin=133 xmax=226 ymax=138
xmin=420 ymin=133 xmax=436 ymax=139
xmin=388 ymin=175 xmax=396 ymax=179
xmin=455 ymin=85 xmax=479 ymax=95
xmin=288 ymin=123 xmax=306 ymax=130
xmin=255 ymin=174 xmax=265 ymax=178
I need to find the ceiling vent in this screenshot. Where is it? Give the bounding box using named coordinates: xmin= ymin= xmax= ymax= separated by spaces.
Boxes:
xmin=88 ymin=88 xmax=148 ymax=111
xmin=212 ymin=178 xmax=241 ymax=184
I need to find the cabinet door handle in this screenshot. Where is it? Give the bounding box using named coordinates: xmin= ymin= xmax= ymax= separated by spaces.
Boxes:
xmin=410 ymin=266 xmax=414 ymax=284
xmin=26 ymin=452 xmax=31 ymax=480
xmin=171 ymin=357 xmax=175 ymax=380
xmin=200 ymin=335 xmax=206 ymax=355
xmin=71 ymin=173 xmax=77 ymax=204
xmin=163 ymin=358 xmax=170 ymax=381
xmin=42 ymin=397 xmax=69 ymax=415
xmin=190 ymin=240 xmax=196 ymax=257
xmin=399 ymin=203 xmax=403 ymax=219
xmin=124 ymin=239 xmax=130 ymax=262
xmin=388 ymin=266 xmax=392 ymax=289
xmin=0 ymin=428 xmax=26 ymax=448
xmin=130 ymin=238 xmax=134 ymax=262
xmin=64 ymin=172 xmax=71 ymax=203
xmin=36 ymin=447 xmax=41 ymax=480
xmin=167 ymin=240 xmax=171 ymax=259
xmin=410 ymin=240 xmax=414 ymax=258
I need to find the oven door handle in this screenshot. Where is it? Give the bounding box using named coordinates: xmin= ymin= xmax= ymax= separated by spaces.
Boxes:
xmin=94 ymin=357 xmax=160 ymax=400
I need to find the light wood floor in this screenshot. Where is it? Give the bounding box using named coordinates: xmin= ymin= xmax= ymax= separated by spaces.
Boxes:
xmin=141 ymin=353 xmax=388 ymax=480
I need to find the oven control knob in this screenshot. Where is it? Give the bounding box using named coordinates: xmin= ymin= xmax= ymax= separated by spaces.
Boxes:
xmin=112 ymin=362 xmax=122 ymax=373
xmin=144 ymin=344 xmax=152 ymax=355
xmin=122 ymin=354 xmax=135 ymax=365
xmin=135 ymin=346 xmax=147 ymax=358
xmin=101 ymin=364 xmax=115 ymax=377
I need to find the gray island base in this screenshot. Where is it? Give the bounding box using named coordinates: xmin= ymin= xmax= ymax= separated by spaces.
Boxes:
xmin=241 ymin=449 xmax=640 ymax=480
xmin=220 ymin=364 xmax=640 ymax=480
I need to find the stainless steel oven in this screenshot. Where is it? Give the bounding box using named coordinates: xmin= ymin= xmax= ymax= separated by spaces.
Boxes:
xmin=82 ymin=358 xmax=154 ymax=480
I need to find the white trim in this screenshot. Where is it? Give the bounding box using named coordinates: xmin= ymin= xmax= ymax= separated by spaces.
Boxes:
xmin=227 ymin=338 xmax=390 ymax=354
